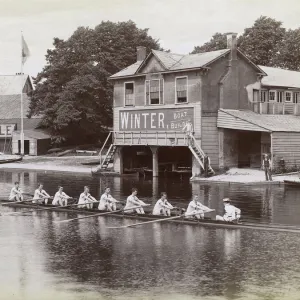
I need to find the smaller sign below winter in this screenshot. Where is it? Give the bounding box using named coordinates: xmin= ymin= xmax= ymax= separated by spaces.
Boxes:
xmin=119 ymin=107 xmax=194 ymax=131
xmin=0 ymin=124 xmax=16 ymax=137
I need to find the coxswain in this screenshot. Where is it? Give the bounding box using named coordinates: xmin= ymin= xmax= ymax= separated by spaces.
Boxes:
xmin=78 ymin=186 xmax=97 ymax=209
xmin=98 ymin=187 xmax=118 ymax=211
xmin=216 ymin=198 xmax=241 ymax=222
xmin=53 ymin=186 xmax=71 ymax=206
xmin=185 ymin=195 xmax=211 ymax=219
xmin=124 ymin=188 xmax=146 ymax=214
xmin=9 ymin=181 xmax=24 ymax=202
xmin=153 ymin=192 xmax=174 ymax=216
xmin=33 ymin=183 xmax=51 ymax=204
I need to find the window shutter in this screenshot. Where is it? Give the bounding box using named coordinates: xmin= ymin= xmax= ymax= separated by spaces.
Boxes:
xmin=160 ymin=78 xmax=164 ymax=104
xmin=145 ymin=80 xmax=150 ymax=105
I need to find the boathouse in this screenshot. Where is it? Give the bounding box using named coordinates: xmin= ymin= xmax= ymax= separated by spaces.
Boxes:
xmin=103 ymin=33 xmax=300 ymax=177
xmin=0 ymin=74 xmax=51 ymax=155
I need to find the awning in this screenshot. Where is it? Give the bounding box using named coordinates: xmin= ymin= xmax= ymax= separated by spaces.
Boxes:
xmin=217 ymin=109 xmax=300 ymax=132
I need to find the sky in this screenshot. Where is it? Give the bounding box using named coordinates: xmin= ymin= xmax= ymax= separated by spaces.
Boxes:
xmin=1 ymin=0 xmax=300 ymax=76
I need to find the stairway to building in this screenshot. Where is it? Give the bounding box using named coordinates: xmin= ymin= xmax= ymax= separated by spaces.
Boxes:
xmin=99 ymin=144 xmax=117 ymax=170
xmin=188 ymin=136 xmax=215 ymax=176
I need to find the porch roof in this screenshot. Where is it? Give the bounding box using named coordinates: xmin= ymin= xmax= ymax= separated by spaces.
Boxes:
xmin=217 ymin=109 xmax=300 ymax=132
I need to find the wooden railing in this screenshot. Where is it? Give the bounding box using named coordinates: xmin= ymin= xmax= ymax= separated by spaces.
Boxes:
xmin=250 ymin=101 xmax=300 ymax=115
xmin=112 ymin=131 xmax=190 ymax=146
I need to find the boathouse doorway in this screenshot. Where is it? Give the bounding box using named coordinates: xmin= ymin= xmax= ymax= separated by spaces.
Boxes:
xmin=238 ymin=131 xmax=261 ymax=168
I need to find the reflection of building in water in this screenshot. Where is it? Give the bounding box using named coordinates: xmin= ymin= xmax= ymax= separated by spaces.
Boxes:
xmin=223 ymin=229 xmax=241 ymax=260
xmin=261 ymin=186 xmax=274 ymax=222
xmin=152 ymin=223 xmax=163 ymax=250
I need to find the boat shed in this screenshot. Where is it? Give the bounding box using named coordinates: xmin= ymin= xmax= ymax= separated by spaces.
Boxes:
xmin=12 ymin=129 xmax=51 ymax=155
xmin=217 ymin=109 xmax=300 ymax=170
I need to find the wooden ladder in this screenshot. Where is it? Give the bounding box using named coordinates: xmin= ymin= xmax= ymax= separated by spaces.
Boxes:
xmin=100 ymin=144 xmax=117 ymax=170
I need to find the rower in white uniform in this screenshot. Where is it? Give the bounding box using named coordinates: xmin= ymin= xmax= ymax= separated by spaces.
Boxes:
xmin=98 ymin=187 xmax=118 ymax=211
xmin=78 ymin=186 xmax=97 ymax=209
xmin=53 ymin=186 xmax=71 ymax=206
xmin=9 ymin=182 xmax=24 ymax=202
xmin=124 ymin=188 xmax=147 ymax=214
xmin=33 ymin=183 xmax=51 ymax=204
xmin=153 ymin=192 xmax=174 ymax=216
xmin=216 ymin=198 xmax=241 ymax=222
xmin=185 ymin=195 xmax=211 ymax=219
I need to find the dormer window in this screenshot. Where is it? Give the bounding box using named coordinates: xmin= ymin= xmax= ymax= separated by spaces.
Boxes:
xmin=124 ymin=82 xmax=134 ymax=106
xmin=145 ymin=79 xmax=163 ymax=105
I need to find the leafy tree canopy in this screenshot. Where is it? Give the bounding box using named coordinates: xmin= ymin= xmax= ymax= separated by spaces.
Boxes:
xmin=191 ymin=33 xmax=227 ymax=54
xmin=30 ymin=20 xmax=161 ymax=145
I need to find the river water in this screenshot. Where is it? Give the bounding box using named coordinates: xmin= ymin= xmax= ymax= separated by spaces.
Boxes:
xmin=0 ymin=169 xmax=300 ymax=300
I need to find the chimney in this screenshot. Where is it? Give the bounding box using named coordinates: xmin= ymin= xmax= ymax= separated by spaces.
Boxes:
xmin=136 ymin=46 xmax=147 ymax=61
xmin=226 ymin=32 xmax=237 ymax=60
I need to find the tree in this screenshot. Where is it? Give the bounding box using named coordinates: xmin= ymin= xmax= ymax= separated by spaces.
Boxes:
xmin=191 ymin=33 xmax=227 ymax=54
xmin=30 ymin=21 xmax=161 ymax=144
xmin=238 ymin=16 xmax=285 ymax=66
xmin=272 ymin=28 xmax=300 ymax=71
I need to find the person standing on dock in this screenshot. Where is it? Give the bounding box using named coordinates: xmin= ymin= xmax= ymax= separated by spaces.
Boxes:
xmin=33 ymin=183 xmax=51 ymax=205
xmin=53 ymin=186 xmax=71 ymax=206
xmin=185 ymin=195 xmax=211 ymax=219
xmin=262 ymin=154 xmax=272 ymax=181
xmin=9 ymin=182 xmax=24 ymax=202
xmin=78 ymin=186 xmax=97 ymax=209
xmin=182 ymin=120 xmax=193 ymax=145
xmin=98 ymin=187 xmax=118 ymax=211
xmin=124 ymin=188 xmax=146 ymax=214
xmin=153 ymin=192 xmax=174 ymax=216
xmin=216 ymin=198 xmax=241 ymax=222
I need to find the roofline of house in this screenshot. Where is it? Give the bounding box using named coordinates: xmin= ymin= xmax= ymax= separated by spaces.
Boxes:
xmin=109 ymin=66 xmax=211 ymax=80
xmin=237 ymin=49 xmax=267 ymax=76
xmin=261 ymin=84 xmax=300 ymax=90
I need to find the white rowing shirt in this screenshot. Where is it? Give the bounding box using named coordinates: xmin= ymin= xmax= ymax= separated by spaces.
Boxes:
xmin=33 ymin=189 xmax=48 ymax=200
xmin=223 ymin=203 xmax=241 ymax=221
xmin=98 ymin=193 xmax=113 ymax=210
xmin=186 ymin=200 xmax=209 ymax=215
xmin=124 ymin=195 xmax=144 ymax=213
xmin=78 ymin=192 xmax=91 ymax=204
xmin=53 ymin=191 xmax=69 ymax=205
xmin=153 ymin=199 xmax=173 ymax=215
xmin=9 ymin=187 xmax=21 ymax=199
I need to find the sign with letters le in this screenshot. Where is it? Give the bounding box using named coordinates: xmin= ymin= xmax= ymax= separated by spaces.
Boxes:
xmin=119 ymin=107 xmax=194 ymax=131
xmin=0 ymin=124 xmax=16 ymax=137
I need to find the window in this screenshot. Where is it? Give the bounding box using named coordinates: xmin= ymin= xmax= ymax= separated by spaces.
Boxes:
xmin=285 ymin=91 xmax=292 ymax=102
xmin=260 ymin=90 xmax=268 ymax=102
xmin=269 ymin=90 xmax=276 ymax=101
xmin=176 ymin=77 xmax=188 ymax=103
xmin=124 ymin=82 xmax=134 ymax=106
xmin=253 ymin=89 xmax=259 ymax=102
xmin=277 ymin=91 xmax=283 ymax=103
xmin=293 ymin=92 xmax=299 ymax=103
xmin=145 ymin=79 xmax=163 ymax=105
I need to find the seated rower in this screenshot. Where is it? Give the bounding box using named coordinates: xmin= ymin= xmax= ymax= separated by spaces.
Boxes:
xmin=98 ymin=187 xmax=118 ymax=211
xmin=33 ymin=183 xmax=51 ymax=204
xmin=216 ymin=198 xmax=241 ymax=222
xmin=53 ymin=186 xmax=71 ymax=206
xmin=124 ymin=188 xmax=146 ymax=214
xmin=78 ymin=186 xmax=97 ymax=209
xmin=185 ymin=195 xmax=211 ymax=220
xmin=153 ymin=192 xmax=174 ymax=216
xmin=9 ymin=181 xmax=24 ymax=202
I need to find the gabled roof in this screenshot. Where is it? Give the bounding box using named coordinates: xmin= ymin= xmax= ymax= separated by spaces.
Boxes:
xmin=111 ymin=48 xmax=265 ymax=79
xmin=0 ymin=94 xmax=39 ymax=119
xmin=0 ymin=74 xmax=34 ymax=95
xmin=13 ymin=129 xmax=50 ymax=140
xmin=259 ymin=65 xmax=300 ymax=89
xmin=218 ymin=109 xmax=300 ymax=132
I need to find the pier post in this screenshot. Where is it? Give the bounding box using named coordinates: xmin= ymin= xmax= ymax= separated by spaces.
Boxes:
xmin=150 ymin=146 xmax=159 ymax=177
xmin=113 ymin=146 xmax=123 ymax=175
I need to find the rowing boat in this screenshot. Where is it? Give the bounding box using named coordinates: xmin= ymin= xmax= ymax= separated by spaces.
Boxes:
xmin=2 ymin=199 xmax=300 ymax=232
xmin=284 ymin=179 xmax=300 ymax=186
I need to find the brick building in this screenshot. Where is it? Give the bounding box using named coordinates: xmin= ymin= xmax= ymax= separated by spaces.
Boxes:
xmin=101 ymin=33 xmax=300 ymax=177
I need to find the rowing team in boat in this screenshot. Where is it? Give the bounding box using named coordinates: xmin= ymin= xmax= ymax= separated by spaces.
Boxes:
xmin=9 ymin=182 xmax=241 ymax=222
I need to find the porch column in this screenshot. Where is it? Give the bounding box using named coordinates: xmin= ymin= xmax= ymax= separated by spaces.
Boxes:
xmin=150 ymin=146 xmax=159 ymax=177
xmin=113 ymin=146 xmax=123 ymax=175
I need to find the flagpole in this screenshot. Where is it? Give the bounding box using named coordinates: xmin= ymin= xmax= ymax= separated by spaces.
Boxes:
xmin=20 ymin=32 xmax=24 ymax=156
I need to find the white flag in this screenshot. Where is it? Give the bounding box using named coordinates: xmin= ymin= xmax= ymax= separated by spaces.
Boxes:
xmin=22 ymin=35 xmax=30 ymax=64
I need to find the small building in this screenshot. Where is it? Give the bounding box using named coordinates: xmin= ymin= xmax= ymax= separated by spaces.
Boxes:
xmin=103 ymin=33 xmax=300 ymax=177
xmin=0 ymin=74 xmax=51 ymax=155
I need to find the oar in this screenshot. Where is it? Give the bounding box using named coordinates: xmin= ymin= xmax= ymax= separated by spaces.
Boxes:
xmin=107 ymin=209 xmax=216 ymax=229
xmin=55 ymin=204 xmax=151 ymax=224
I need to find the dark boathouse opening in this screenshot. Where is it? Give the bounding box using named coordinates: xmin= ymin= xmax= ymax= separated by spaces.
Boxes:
xmin=122 ymin=146 xmax=152 ymax=172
